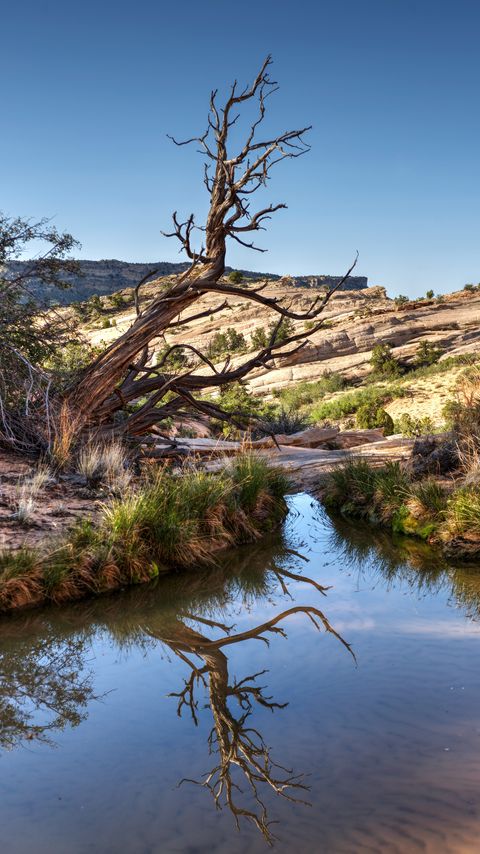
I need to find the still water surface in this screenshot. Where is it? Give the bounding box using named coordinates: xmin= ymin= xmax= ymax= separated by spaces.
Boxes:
xmin=2 ymin=494 xmax=480 ymax=853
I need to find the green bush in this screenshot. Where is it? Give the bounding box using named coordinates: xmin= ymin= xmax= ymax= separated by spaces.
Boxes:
xmin=207 ymin=327 xmax=247 ymax=359
xmin=370 ymin=343 xmax=402 ymax=378
xmin=311 ymin=383 xmax=405 ymax=422
xmin=251 ymin=327 xmax=268 ymax=349
xmin=413 ymin=340 xmax=442 ymax=368
xmin=275 ymin=372 xmax=347 ymax=411
xmin=395 ymin=413 xmax=434 ymax=437
xmin=228 ymin=270 xmax=244 ymax=285
xmin=394 ymin=294 xmax=409 ymax=306
xmin=426 ymin=289 xmax=434 ymax=299
xmin=356 ymin=404 xmax=394 ymax=435
xmin=268 ymin=317 xmax=295 ymax=344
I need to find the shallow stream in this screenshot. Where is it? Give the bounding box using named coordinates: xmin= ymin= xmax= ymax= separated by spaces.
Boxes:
xmin=2 ymin=494 xmax=480 ymax=853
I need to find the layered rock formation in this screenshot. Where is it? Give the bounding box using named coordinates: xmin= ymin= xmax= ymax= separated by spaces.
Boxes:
xmin=6 ymin=259 xmax=368 ymax=304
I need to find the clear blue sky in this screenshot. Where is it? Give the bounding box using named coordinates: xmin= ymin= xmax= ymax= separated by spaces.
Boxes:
xmin=2 ymin=0 xmax=479 ymax=296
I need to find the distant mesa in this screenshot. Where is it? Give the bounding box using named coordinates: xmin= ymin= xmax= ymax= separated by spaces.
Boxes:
xmin=7 ymin=258 xmax=368 ymax=305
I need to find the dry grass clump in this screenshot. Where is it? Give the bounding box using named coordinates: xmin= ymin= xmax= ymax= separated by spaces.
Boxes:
xmin=406 ymin=478 xmax=448 ymax=521
xmin=77 ymin=440 xmax=132 ymax=493
xmin=13 ymin=464 xmax=51 ymax=524
xmin=443 ymin=488 xmax=480 ymax=537
xmin=0 ymin=453 xmax=290 ymax=614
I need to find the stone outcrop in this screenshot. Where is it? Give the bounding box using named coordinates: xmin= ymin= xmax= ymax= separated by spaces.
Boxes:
xmin=8 ymin=259 xmax=368 ymax=305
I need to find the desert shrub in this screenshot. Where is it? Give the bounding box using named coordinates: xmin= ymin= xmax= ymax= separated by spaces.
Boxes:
xmin=251 ymin=327 xmax=268 ymax=349
xmin=211 ymin=383 xmax=275 ymax=437
xmin=208 ymin=328 xmax=247 ymax=359
xmin=394 ymin=294 xmax=409 ymax=306
xmin=426 ymin=289 xmax=434 ymax=299
xmin=87 ymin=294 xmax=103 ymax=312
xmin=268 ymin=316 xmax=295 ymax=344
xmin=156 ymin=345 xmax=191 ymax=371
xmin=311 ymin=383 xmax=405 ymax=422
xmin=261 ymin=408 xmax=310 ymax=435
xmin=395 ymin=413 xmax=434 ymax=437
xmin=228 ymin=270 xmax=244 ymax=284
xmin=356 ymin=404 xmax=394 ymax=435
xmin=109 ymin=292 xmax=130 ymax=309
xmin=464 ymin=283 xmax=475 ymax=292
xmin=276 ymin=372 xmax=347 ymax=411
xmin=101 ymin=318 xmax=111 ymax=328
xmin=44 ymin=341 xmax=103 ymax=388
xmin=413 ymin=340 xmax=442 ymax=368
xmin=370 ymin=343 xmax=402 ymax=378
xmin=13 ymin=465 xmax=51 ymax=524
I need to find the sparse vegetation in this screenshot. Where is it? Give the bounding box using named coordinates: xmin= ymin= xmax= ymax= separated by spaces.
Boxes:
xmin=0 ymin=454 xmax=290 ymax=613
xmin=321 ymin=368 xmax=480 ymax=557
xmin=395 ymin=413 xmax=435 ymax=437
xmin=310 ymin=383 xmax=406 ymax=423
xmin=13 ymin=465 xmax=51 ymax=524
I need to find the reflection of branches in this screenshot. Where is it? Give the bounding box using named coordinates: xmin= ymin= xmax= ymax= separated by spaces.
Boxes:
xmin=0 ymin=634 xmax=95 ymax=749
xmin=145 ymin=569 xmax=353 ymax=844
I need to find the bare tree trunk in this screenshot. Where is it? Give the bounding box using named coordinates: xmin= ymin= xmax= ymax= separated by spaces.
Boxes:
xmin=62 ymin=56 xmax=355 ymax=443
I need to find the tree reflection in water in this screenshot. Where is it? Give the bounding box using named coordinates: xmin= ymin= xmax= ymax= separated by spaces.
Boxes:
xmin=0 ymin=631 xmax=95 ymax=749
xmin=142 ymin=565 xmax=354 ymax=844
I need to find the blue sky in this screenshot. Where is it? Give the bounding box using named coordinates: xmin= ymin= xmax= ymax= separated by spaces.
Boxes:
xmin=2 ymin=0 xmax=479 ymax=296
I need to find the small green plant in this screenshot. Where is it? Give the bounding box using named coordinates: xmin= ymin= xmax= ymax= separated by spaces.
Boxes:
xmin=394 ymin=294 xmax=409 ymax=307
xmin=101 ymin=318 xmax=111 ymax=328
xmin=464 ymin=283 xmax=475 ymax=292
xmin=426 ymin=289 xmax=434 ymax=300
xmin=13 ymin=465 xmax=51 ymax=524
xmin=276 ymin=372 xmax=347 ymax=411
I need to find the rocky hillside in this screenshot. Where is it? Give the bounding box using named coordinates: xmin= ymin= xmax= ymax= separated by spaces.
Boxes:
xmin=7 ymin=258 xmax=368 ymax=304
xmin=74 ymin=274 xmax=480 ymax=429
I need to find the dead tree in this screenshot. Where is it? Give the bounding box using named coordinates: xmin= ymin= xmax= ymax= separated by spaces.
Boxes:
xmin=142 ymin=566 xmax=354 ymax=843
xmin=60 ymin=56 xmax=356 ymax=444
